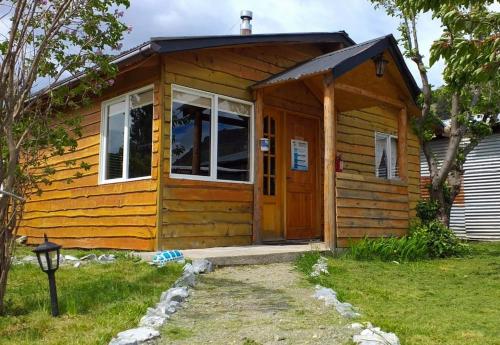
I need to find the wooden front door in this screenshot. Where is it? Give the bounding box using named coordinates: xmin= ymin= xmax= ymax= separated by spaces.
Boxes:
xmin=285 ymin=113 xmax=320 ymax=240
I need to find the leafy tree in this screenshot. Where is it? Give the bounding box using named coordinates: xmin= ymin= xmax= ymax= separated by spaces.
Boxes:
xmin=371 ymin=0 xmax=499 ymax=226
xmin=0 ymin=0 xmax=129 ymax=314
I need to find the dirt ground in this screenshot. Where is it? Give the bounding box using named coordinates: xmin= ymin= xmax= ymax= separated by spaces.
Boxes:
xmin=159 ymin=263 xmax=353 ymax=345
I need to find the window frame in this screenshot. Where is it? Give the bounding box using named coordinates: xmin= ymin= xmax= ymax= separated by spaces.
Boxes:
xmin=374 ymin=131 xmax=399 ymax=180
xmin=99 ymin=84 xmax=154 ymax=185
xmin=169 ymin=84 xmax=254 ymax=184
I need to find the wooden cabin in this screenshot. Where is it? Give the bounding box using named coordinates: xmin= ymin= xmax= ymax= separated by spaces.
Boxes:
xmin=19 ymin=31 xmax=421 ymax=250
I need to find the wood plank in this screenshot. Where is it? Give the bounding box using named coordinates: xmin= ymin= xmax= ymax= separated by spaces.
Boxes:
xmin=163 ymin=200 xmax=251 ymax=213
xmin=253 ymin=89 xmax=264 ymax=243
xmin=337 ymin=227 xmax=407 ymax=238
xmin=26 ymin=236 xmax=154 ymax=250
xmin=161 ymin=223 xmax=252 ymax=238
xmin=337 ymin=217 xmax=408 ymax=229
xmin=163 ymin=211 xmax=252 ymax=224
xmin=398 ymin=107 xmax=409 ymax=181
xmin=158 ymin=235 xmax=251 ymax=250
xmin=164 ymin=187 xmax=253 ymax=202
xmin=20 ymin=226 xmax=155 ymax=238
xmin=336 ymin=198 xmax=409 ymax=211
xmin=323 ymin=76 xmax=336 ymax=249
xmin=337 ymin=207 xmax=409 ymax=219
xmin=336 ymin=188 xmax=409 ymax=203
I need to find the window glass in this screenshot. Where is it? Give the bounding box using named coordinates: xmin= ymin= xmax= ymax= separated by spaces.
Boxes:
xmin=170 ymin=87 xmax=253 ymax=183
xmin=106 ymin=108 xmax=125 ymax=180
xmin=375 ymin=136 xmax=388 ymax=178
xmin=375 ymin=133 xmax=398 ymax=179
xmin=217 ymin=104 xmax=250 ymax=181
xmin=390 ymin=137 xmax=398 ymax=178
xmin=171 ymin=92 xmax=212 ymax=176
xmin=102 ymin=88 xmax=153 ymax=182
xmin=129 ymin=90 xmax=153 ymax=178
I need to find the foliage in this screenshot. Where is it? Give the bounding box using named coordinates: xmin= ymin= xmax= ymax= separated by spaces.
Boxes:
xmin=297 ymin=242 xmax=500 ymax=345
xmin=348 ymin=209 xmax=470 ymax=261
xmin=0 ymin=248 xmax=183 ymax=345
xmin=348 ymin=235 xmax=429 ymax=262
xmin=410 ymin=220 xmax=470 ymax=258
xmin=0 ymin=0 xmax=130 ymax=314
xmin=416 ymin=199 xmax=440 ymax=224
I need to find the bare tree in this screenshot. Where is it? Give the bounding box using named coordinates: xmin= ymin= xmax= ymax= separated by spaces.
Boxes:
xmin=0 ymin=0 xmax=130 ymax=314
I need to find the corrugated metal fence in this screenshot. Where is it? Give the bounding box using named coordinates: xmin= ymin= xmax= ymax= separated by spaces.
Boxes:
xmin=420 ymin=133 xmax=500 ymax=241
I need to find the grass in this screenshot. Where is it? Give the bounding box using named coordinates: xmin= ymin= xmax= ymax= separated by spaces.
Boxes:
xmin=297 ymin=242 xmax=500 ymax=345
xmin=0 ymin=246 xmax=183 ymax=345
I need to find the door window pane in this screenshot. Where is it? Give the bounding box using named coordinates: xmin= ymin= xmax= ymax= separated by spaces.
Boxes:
xmin=171 ymin=92 xmax=212 ymax=176
xmin=106 ymin=110 xmax=125 ymax=180
xmin=217 ymin=100 xmax=250 ymax=181
xmin=129 ymin=90 xmax=153 ymax=178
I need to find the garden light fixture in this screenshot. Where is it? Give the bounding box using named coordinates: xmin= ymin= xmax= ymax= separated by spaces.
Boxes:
xmin=33 ymin=234 xmax=62 ymax=316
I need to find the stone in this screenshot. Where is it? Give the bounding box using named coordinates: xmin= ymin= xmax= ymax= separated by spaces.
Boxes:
xmin=98 ymin=254 xmax=116 ymax=263
xmin=64 ymin=255 xmax=79 ymax=261
xmin=139 ymin=314 xmax=168 ymax=329
xmin=109 ymin=327 xmax=160 ymax=345
xmin=192 ymin=259 xmax=213 ymax=274
xmin=21 ymin=256 xmax=38 ymax=264
xmin=174 ymin=271 xmax=196 ymax=287
xmin=80 ymin=254 xmax=97 ymax=261
xmin=160 ymin=286 xmax=189 ymax=303
xmin=313 ymin=286 xmax=360 ymax=318
xmin=183 ymin=263 xmax=195 ymax=274
xmin=310 ymin=256 xmax=329 ymax=277
xmin=16 ymin=236 xmax=27 ymax=244
xmin=351 ymin=323 xmax=364 ymax=331
xmin=74 ymin=262 xmax=81 ymax=268
xmin=156 ymin=300 xmax=179 ymax=315
xmin=353 ymin=327 xmax=400 ymax=345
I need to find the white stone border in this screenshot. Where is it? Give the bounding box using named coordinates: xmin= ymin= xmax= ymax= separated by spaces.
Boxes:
xmin=310 ymin=257 xmax=400 ymax=345
xmin=109 ymin=259 xmax=213 ymax=345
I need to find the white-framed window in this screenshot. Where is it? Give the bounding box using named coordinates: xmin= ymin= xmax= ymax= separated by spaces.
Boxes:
xmin=170 ymin=85 xmax=254 ymax=183
xmin=99 ymin=85 xmax=154 ymax=184
xmin=375 ymin=132 xmax=398 ymax=179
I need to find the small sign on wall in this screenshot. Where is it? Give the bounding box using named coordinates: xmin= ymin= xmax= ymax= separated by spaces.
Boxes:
xmin=291 ymin=139 xmax=308 ymax=171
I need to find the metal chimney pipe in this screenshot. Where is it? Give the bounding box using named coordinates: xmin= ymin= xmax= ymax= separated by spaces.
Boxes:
xmin=240 ymin=10 xmax=252 ymax=35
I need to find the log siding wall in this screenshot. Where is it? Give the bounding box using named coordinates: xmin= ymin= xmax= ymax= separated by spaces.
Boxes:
xmin=336 ymin=106 xmax=420 ymax=245
xmin=18 ymin=65 xmax=162 ymax=250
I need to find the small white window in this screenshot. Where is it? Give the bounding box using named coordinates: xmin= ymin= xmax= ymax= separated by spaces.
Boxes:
xmin=170 ymin=85 xmax=254 ymax=183
xmin=375 ymin=132 xmax=398 ymax=179
xmin=100 ymin=86 xmax=154 ymax=183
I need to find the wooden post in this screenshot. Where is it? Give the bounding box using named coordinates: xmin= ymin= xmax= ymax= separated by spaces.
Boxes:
xmin=323 ymin=76 xmax=337 ymax=250
xmin=253 ymin=89 xmax=264 ymax=244
xmin=398 ymin=107 xmax=408 ymax=182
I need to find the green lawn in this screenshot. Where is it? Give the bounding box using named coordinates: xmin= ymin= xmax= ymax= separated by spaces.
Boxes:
xmin=0 ymin=247 xmax=182 ymax=345
xmin=297 ymin=242 xmax=500 ymax=345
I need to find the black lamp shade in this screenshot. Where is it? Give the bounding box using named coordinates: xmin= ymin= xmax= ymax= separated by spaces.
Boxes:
xmin=374 ymin=54 xmax=389 ymax=77
xmin=33 ymin=234 xmax=62 ymax=273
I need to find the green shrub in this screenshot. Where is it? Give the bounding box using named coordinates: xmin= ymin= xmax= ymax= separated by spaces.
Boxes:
xmin=411 ymin=220 xmax=470 ymax=258
xmin=416 ymin=199 xmax=440 ymax=224
xmin=349 ymin=220 xmax=469 ymax=261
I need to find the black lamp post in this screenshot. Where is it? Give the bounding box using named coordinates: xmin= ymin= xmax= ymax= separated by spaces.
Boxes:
xmin=373 ymin=53 xmax=389 ymax=77
xmin=33 ymin=234 xmax=62 ymax=317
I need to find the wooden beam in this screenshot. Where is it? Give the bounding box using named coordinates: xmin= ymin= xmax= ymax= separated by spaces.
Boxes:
xmin=252 ymin=89 xmax=264 ymax=244
xmin=335 ymin=82 xmax=406 ymax=109
xmin=398 ymin=107 xmax=408 ymax=182
xmin=323 ymin=75 xmax=337 ymax=250
xmin=302 ymin=78 xmax=323 ymax=104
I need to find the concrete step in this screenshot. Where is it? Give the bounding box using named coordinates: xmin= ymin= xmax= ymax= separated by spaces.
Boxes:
xmin=136 ymin=243 xmax=329 ymax=266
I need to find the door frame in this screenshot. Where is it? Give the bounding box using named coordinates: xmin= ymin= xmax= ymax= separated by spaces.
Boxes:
xmin=261 ymin=105 xmax=322 ymax=241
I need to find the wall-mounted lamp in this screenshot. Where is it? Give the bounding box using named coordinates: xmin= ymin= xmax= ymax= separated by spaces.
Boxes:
xmin=373 ymin=54 xmax=389 ymax=78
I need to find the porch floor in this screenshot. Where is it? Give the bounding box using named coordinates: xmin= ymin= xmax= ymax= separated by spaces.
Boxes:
xmin=138 ymin=242 xmax=329 ymax=266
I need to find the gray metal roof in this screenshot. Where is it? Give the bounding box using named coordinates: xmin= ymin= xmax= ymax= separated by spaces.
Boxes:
xmin=150 ymin=32 xmax=355 ymax=53
xmin=252 ymin=34 xmax=421 ymax=102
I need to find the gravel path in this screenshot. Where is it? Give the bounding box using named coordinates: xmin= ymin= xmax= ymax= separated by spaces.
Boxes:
xmin=159 ymin=263 xmax=353 ymax=345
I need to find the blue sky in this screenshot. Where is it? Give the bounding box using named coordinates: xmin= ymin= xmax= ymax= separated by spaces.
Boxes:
xmin=120 ymin=0 xmax=447 ymax=87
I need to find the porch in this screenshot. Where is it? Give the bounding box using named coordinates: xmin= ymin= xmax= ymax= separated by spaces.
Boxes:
xmin=251 ymin=35 xmax=420 ymax=249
